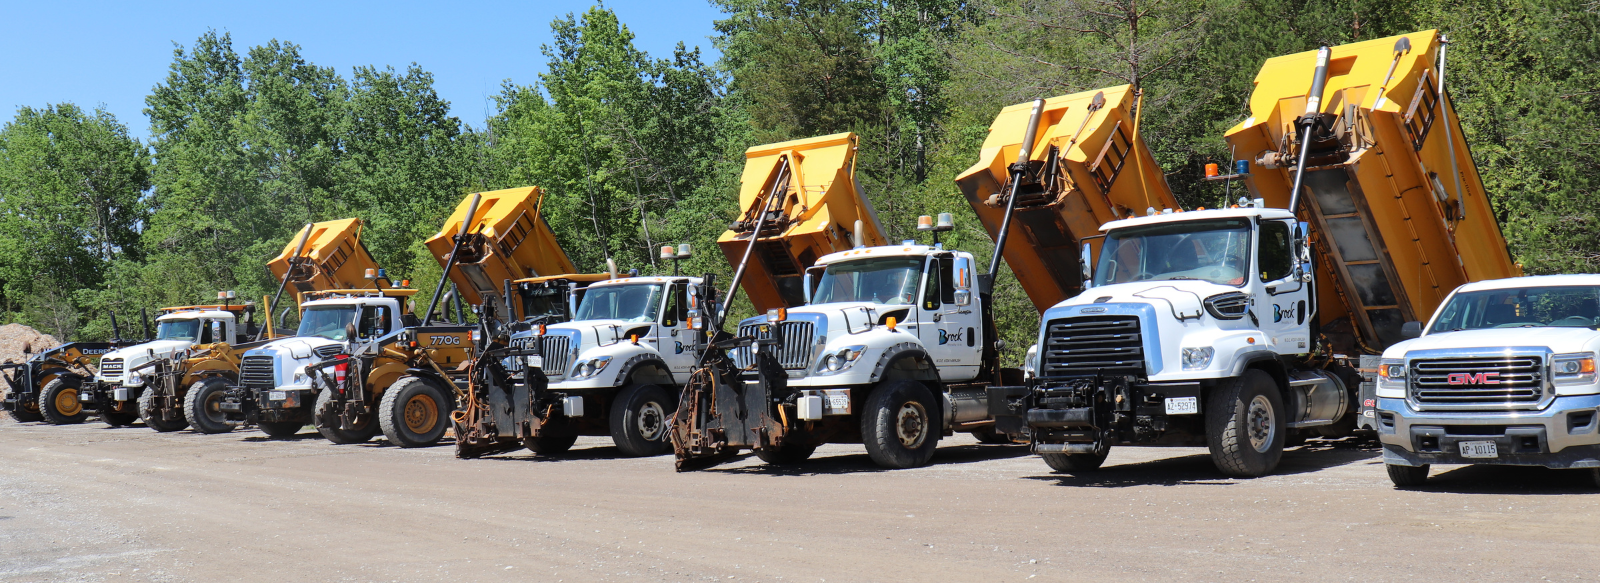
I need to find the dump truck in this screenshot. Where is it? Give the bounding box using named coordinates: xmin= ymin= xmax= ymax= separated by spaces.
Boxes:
xmin=672 ymin=121 xmax=1082 ymax=470
xmin=717 ymin=132 xmax=889 ymax=312
xmin=298 ymin=186 xmax=578 ymax=447
xmin=989 ymin=31 xmax=1521 ymax=477
xmin=453 ymin=272 xmax=610 ymax=458
xmin=216 ymin=219 xmax=401 ymax=436
xmin=84 ymin=297 xmax=262 ymax=431
xmin=3 ymin=315 xmax=141 ymax=424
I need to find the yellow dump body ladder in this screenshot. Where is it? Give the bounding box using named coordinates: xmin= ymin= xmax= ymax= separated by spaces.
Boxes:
xmin=955 ymin=86 xmax=1180 ymax=313
xmin=1224 ymin=30 xmax=1520 ymax=351
xmin=424 ymin=186 xmax=577 ymax=308
xmin=717 ymin=133 xmax=888 ymax=312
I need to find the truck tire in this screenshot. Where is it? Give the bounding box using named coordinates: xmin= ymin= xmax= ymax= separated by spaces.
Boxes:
xmin=379 ymin=377 xmax=450 ymax=448
xmin=1586 ymin=468 xmax=1600 ymax=489
xmin=5 ymin=399 xmax=44 ymax=423
xmin=1205 ymin=370 xmax=1284 ymax=477
xmin=1041 ymin=441 xmax=1110 ymax=473
xmin=38 ymin=377 xmax=88 ymax=425
xmin=1386 ymin=463 xmax=1429 ymax=487
xmin=100 ymin=407 xmax=139 ymax=427
xmin=526 ymin=433 xmax=578 ymax=454
xmin=861 ymin=380 xmax=941 ymax=469
xmin=755 ymin=443 xmax=816 ymax=465
xmin=138 ymin=388 xmax=189 ymax=432
xmin=184 ymin=378 xmax=236 ymax=434
xmin=609 ymin=383 xmax=675 ymax=457
xmin=969 ymin=426 xmax=1012 ymax=444
xmin=257 ymin=420 xmax=304 ymax=438
xmin=314 ymin=389 xmax=378 ymax=444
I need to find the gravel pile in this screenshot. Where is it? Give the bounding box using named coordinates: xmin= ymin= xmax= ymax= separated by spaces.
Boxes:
xmin=0 ymin=323 xmax=60 ymax=365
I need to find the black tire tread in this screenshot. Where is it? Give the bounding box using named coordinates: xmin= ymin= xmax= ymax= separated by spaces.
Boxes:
xmin=314 ymin=389 xmax=378 ymax=444
xmin=257 ymin=420 xmax=304 ymax=438
xmin=1205 ymin=370 xmax=1284 ymax=477
xmin=1386 ymin=463 xmax=1430 ymax=487
xmin=526 ymin=433 xmax=577 ymax=454
xmin=183 ymin=378 xmax=237 ymax=434
xmin=378 ymin=376 xmax=450 ymax=448
xmin=38 ymin=377 xmax=87 ymax=425
xmin=609 ymin=383 xmax=674 ymax=457
xmin=860 ymin=379 xmax=941 ymax=469
xmin=138 ymin=387 xmax=189 ymax=432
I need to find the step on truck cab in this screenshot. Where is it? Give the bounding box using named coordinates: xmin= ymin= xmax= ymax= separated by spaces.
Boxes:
xmin=1376 ymin=275 xmax=1600 ymax=488
xmin=86 ymin=298 xmax=259 ymax=431
xmin=990 ymin=31 xmax=1521 ymax=477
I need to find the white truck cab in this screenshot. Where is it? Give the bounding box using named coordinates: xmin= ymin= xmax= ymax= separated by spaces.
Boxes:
xmin=1376 ymin=275 xmax=1600 ymax=487
xmin=238 ymin=292 xmax=409 ymax=404
xmin=96 ymin=308 xmax=241 ymax=400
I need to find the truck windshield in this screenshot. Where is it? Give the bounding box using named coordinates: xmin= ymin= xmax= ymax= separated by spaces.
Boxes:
xmin=297 ymin=306 xmax=357 ymax=340
xmin=522 ymin=286 xmax=569 ymax=322
xmin=1430 ymin=286 xmax=1600 ymax=333
xmin=155 ymin=319 xmax=200 ymax=341
xmin=1095 ymin=219 xmax=1252 ymax=287
xmin=811 ymin=257 xmax=924 ymax=306
xmin=575 ymin=284 xmax=662 ymax=323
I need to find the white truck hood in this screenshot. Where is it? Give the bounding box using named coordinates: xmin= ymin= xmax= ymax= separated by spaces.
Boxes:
xmin=243 ymin=336 xmax=347 ymax=390
xmin=1056 ymin=280 xmax=1241 ymax=316
xmin=1385 ymin=327 xmax=1600 ymax=359
xmin=97 ymin=339 xmax=195 ymax=383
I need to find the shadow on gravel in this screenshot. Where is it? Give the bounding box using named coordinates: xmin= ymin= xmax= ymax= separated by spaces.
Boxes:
xmin=701 ymin=443 xmax=1032 ymax=476
xmin=470 ymin=444 xmax=665 ymax=463
xmin=240 ymin=431 xmax=325 ymax=442
xmin=1395 ymin=464 xmax=1599 ymax=495
xmin=1022 ymin=437 xmax=1381 ymax=487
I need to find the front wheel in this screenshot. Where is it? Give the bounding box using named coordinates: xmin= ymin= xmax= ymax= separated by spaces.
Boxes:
xmin=379 ymin=377 xmax=451 ymax=448
xmin=610 ymin=384 xmax=675 ymax=457
xmin=257 ymin=420 xmax=304 ymax=438
xmin=138 ymin=388 xmax=189 ymax=432
xmin=755 ymin=442 xmax=816 ymax=465
xmin=525 ymin=433 xmax=578 ymax=454
xmin=861 ymin=380 xmax=941 ymax=469
xmin=184 ymin=378 xmax=237 ymax=434
xmin=101 ymin=406 xmax=140 ymax=427
xmin=39 ymin=377 xmax=87 ymax=425
xmin=314 ymin=389 xmax=378 ymax=444
xmin=1205 ymin=370 xmax=1285 ymax=477
xmin=1042 ymin=441 xmax=1110 ymax=473
xmin=969 ymin=426 xmax=1012 ymax=444
xmin=1386 ymin=463 xmax=1430 ymax=488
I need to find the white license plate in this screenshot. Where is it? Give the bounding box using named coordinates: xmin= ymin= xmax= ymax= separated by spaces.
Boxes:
xmin=1460 ymin=441 xmax=1498 ymax=458
xmin=526 ymin=355 xmax=543 ymax=368
xmin=1164 ymin=396 xmax=1198 ymax=415
xmin=269 ymin=391 xmax=286 ymax=401
xmin=821 ymin=389 xmax=851 ymax=415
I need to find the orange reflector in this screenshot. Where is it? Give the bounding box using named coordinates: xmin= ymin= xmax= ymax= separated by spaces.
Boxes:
xmin=1247 ymin=337 xmax=1256 ymax=344
xmin=1583 ymin=359 xmax=1597 ymax=374
xmin=886 ymin=316 xmax=897 ymax=331
xmin=1204 ymin=163 xmax=1220 ymax=177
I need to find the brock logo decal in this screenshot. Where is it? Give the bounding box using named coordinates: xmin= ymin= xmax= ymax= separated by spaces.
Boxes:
xmin=937 ymin=329 xmax=965 ymax=345
xmin=674 ymin=341 xmax=685 ymax=354
xmin=1273 ymin=303 xmax=1299 ymax=323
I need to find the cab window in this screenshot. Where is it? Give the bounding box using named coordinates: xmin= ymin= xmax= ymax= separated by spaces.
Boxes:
xmin=661 ymin=284 xmax=687 ymax=327
xmin=1258 ymin=221 xmax=1293 ymax=283
xmin=358 ymin=306 xmax=382 ymax=339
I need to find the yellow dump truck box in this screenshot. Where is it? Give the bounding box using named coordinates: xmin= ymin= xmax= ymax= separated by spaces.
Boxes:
xmin=718 ymin=133 xmax=888 ymax=312
xmin=956 ymin=86 xmax=1180 ymax=313
xmin=1225 ymin=30 xmax=1520 ymax=350
xmin=268 ymin=218 xmax=389 ymax=297
xmin=424 ymin=186 xmax=577 ymax=307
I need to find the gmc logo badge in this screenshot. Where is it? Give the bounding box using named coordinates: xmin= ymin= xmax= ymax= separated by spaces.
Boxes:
xmin=1447 ymin=372 xmax=1500 ymax=385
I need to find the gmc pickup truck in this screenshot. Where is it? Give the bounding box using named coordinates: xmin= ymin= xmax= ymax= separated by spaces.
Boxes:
xmin=1377 ymin=275 xmax=1600 ymax=488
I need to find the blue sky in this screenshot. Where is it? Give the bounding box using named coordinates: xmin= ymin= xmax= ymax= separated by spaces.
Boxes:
xmin=0 ymin=0 xmax=724 ymax=141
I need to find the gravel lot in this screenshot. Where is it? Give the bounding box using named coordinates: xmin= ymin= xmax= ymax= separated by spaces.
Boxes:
xmin=1 ymin=418 xmax=1596 ymax=582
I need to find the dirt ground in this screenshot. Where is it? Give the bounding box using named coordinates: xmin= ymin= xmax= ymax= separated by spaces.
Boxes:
xmin=1 ymin=418 xmax=1596 ymax=583
xmin=0 ymin=324 xmax=58 ymax=366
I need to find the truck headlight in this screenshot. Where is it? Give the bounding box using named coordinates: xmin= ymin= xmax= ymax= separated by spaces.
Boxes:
xmin=1181 ymin=347 xmax=1214 ymax=371
xmin=571 ymin=356 xmax=612 ymax=379
xmin=815 ymin=345 xmax=867 ymax=376
xmin=1377 ymin=359 xmax=1406 ymax=392
xmin=1552 ymin=352 xmax=1597 ymax=385
xmin=125 ymin=371 xmax=144 ymax=387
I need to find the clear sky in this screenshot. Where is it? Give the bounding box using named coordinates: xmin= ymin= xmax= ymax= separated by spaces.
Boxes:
xmin=0 ymin=0 xmax=724 ymax=141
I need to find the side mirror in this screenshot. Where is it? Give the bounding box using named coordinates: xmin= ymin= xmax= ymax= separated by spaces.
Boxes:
xmin=211 ymin=321 xmax=224 ymax=344
xmin=1401 ymin=321 xmax=1423 ymax=339
xmin=1080 ymin=243 xmax=1094 ymax=288
xmin=345 ymin=323 xmax=358 ymax=341
xmin=952 ymin=289 xmax=972 ymax=306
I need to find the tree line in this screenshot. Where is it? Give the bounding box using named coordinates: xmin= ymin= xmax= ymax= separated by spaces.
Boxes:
xmin=2 ymin=0 xmax=1595 ymax=358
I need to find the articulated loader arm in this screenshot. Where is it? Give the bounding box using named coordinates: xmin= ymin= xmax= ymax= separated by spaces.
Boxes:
xmin=424 ymin=187 xmax=577 ymax=314
xmin=955 ymin=86 xmax=1181 ymax=313
xmin=1223 ymin=30 xmax=1519 ymax=351
xmin=717 ymin=133 xmax=888 ymax=313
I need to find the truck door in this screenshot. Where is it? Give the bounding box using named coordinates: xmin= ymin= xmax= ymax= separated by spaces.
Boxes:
xmin=657 ymin=283 xmax=694 ymax=379
xmin=1256 ymin=219 xmax=1312 ymax=354
xmin=917 ymin=253 xmax=982 ymax=380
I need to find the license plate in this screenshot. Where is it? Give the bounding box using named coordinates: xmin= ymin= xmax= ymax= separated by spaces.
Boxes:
xmin=821 ymin=389 xmax=851 ymax=415
xmin=1460 ymin=441 xmax=1498 ymax=458
xmin=526 ymin=355 xmax=543 ymax=368
xmin=1164 ymin=396 xmax=1198 ymax=415
xmin=269 ymin=391 xmax=286 ymax=401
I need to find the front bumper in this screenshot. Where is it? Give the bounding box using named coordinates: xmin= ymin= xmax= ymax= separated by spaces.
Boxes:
xmin=1377 ymin=395 xmax=1600 ymax=469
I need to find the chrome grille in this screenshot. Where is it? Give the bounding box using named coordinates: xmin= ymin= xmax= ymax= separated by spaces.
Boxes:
xmin=542 ymin=335 xmax=572 ymax=376
xmin=100 ymin=358 xmax=124 ymax=380
xmin=733 ymin=321 xmax=816 ymax=370
xmin=1040 ymin=316 xmax=1144 ymax=377
xmin=240 ymin=356 xmax=276 ymax=390
xmin=1410 ymin=356 xmax=1543 ymax=408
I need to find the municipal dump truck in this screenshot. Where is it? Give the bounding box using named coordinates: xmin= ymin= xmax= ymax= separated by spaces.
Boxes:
xmin=299 ymin=187 xmax=577 ymax=447
xmin=453 ymin=272 xmax=610 ymax=458
xmin=3 ymin=318 xmax=141 ymax=423
xmin=85 ymin=297 xmax=260 ymax=431
xmin=988 ymin=31 xmax=1520 ymax=477
xmin=672 ymin=123 xmax=1083 ymax=470
xmin=717 ymin=133 xmax=889 ymax=312
xmin=214 ymin=219 xmax=400 ymax=436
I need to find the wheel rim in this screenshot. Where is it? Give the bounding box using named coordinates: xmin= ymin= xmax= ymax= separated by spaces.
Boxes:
xmin=204 ymin=391 xmax=226 ymax=421
xmin=637 ymin=400 xmax=665 ymax=441
xmin=403 ymin=394 xmax=439 ymax=434
xmin=55 ymin=388 xmax=82 ymax=417
xmin=895 ymin=401 xmax=928 ymax=448
xmin=1247 ymin=394 xmax=1275 ymax=453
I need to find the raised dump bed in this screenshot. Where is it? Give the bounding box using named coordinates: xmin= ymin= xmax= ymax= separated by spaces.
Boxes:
xmin=955 ymin=85 xmax=1180 ymax=312
xmin=717 ymin=132 xmax=888 ymax=312
xmin=1224 ymin=30 xmax=1520 ymax=351
xmin=268 ymin=218 xmax=388 ymax=299
xmin=424 ymin=186 xmax=577 ymax=308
